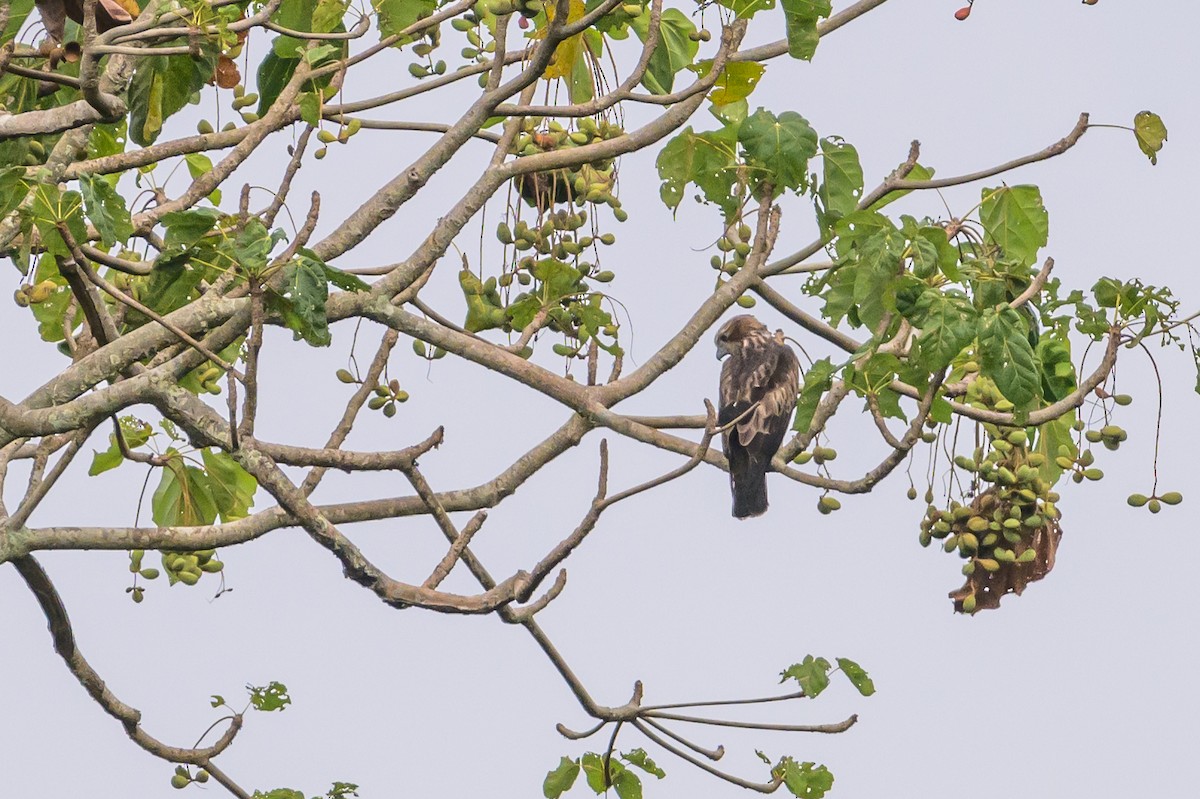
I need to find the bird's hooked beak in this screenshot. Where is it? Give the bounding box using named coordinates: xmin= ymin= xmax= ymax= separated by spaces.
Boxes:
xmin=715 ymin=338 xmax=730 ymax=361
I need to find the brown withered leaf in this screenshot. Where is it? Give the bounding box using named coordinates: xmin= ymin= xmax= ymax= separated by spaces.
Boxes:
xmin=214 ymin=55 xmax=240 ymax=89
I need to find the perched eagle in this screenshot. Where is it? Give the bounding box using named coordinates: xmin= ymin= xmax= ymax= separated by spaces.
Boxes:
xmin=715 ymin=315 xmax=800 ymax=519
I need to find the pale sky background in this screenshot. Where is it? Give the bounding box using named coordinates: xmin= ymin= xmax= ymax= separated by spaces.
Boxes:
xmin=3 ymin=2 xmax=1199 ymax=798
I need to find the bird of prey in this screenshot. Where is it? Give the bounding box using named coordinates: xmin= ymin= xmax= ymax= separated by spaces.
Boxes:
xmin=715 ymin=315 xmax=800 ymax=519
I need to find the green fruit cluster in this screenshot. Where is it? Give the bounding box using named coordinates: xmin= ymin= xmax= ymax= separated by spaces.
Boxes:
xmin=368 ymin=378 xmax=409 ymax=418
xmin=13 ymin=279 xmax=59 ymax=307
xmin=161 ymin=549 xmax=224 ymax=586
xmin=1127 ymin=490 xmax=1183 ymax=514
xmin=710 ymin=222 xmax=754 ymax=275
xmin=511 ymin=118 xmax=625 ymax=212
xmin=170 ymin=765 xmax=209 ymax=790
xmin=921 ymin=427 xmax=1061 ymax=613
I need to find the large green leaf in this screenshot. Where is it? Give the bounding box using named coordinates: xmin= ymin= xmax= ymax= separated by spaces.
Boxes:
xmin=256 ymin=50 xmax=303 ymax=117
xmin=373 ymin=0 xmax=437 ymax=44
xmin=543 ymin=757 xmax=580 ymax=799
xmin=793 ymin=357 xmax=834 ymax=433
xmin=200 ymin=449 xmax=257 ymax=522
xmin=780 ymin=655 xmax=832 ymax=698
xmin=782 ymin=760 xmax=834 ymax=799
xmin=632 ymin=8 xmax=698 ymax=94
xmin=979 ymin=185 xmax=1048 ymax=268
xmin=905 ymin=289 xmax=978 ymax=372
xmin=152 ymin=453 xmax=218 ymax=527
xmin=79 ymin=175 xmax=134 ymax=247
xmin=128 ymin=47 xmax=219 ymax=146
xmin=780 ymin=0 xmax=832 ymax=61
xmin=718 ymin=0 xmax=776 ymax=18
xmin=1 ymin=0 xmax=35 ymax=41
xmin=738 ymin=109 xmax=817 ymax=192
xmin=817 ymin=136 xmax=863 ymax=227
xmin=978 ymin=305 xmax=1041 ymax=407
xmin=269 ymin=254 xmax=331 ymax=346
xmin=656 ymin=124 xmax=739 ymax=217
xmin=708 ymin=60 xmax=765 ymax=105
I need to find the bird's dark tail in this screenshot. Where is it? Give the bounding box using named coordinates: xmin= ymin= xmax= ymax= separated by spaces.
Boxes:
xmin=730 ymin=455 xmax=769 ymax=519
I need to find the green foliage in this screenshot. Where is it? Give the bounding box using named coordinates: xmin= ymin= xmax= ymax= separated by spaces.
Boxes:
xmin=544 ymin=757 xmax=581 ymax=798
xmin=1133 ymin=110 xmax=1167 ymax=165
xmin=247 ymin=681 xmax=292 ymax=712
xmin=978 ymin=305 xmax=1041 ymax=408
xmin=738 ymin=109 xmax=818 ymax=193
xmin=128 ymin=47 xmax=220 ymax=146
xmin=268 ymin=253 xmax=332 ymax=346
xmin=980 ymin=185 xmax=1048 ymax=268
xmin=79 ymin=175 xmax=134 ymax=247
xmin=780 ymin=759 xmax=834 ymax=798
xmin=793 ymin=358 xmax=835 ymax=433
xmin=781 ymin=0 xmax=833 ymax=60
xmin=834 ymin=658 xmax=875 ymax=697
xmin=631 ymin=8 xmax=698 ymax=94
xmin=780 ymin=655 xmax=832 ymax=697
xmin=151 ymin=447 xmax=257 ymax=527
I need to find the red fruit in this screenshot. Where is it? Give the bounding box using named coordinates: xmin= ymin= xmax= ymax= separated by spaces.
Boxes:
xmin=954 ymin=5 xmax=971 ymax=19
xmin=518 ymin=16 xmax=529 ymax=28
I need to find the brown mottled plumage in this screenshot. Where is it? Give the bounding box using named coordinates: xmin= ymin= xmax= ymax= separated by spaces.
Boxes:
xmin=715 ymin=315 xmax=800 ymax=519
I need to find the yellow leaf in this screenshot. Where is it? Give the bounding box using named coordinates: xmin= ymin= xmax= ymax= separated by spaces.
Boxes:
xmin=544 ymin=0 xmax=586 ymax=80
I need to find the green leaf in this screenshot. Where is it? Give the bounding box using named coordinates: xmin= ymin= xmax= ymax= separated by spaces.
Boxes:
xmin=581 ymin=752 xmax=608 ymax=794
xmin=817 ymin=137 xmax=863 ymax=227
xmin=978 ymin=306 xmax=1041 ymax=408
xmin=793 ymin=358 xmax=834 ymax=432
xmin=543 ymin=757 xmax=581 ymax=799
xmin=269 ymin=255 xmax=332 ymax=346
xmin=782 ymin=760 xmax=834 ymax=799
xmin=738 ymin=109 xmax=818 ymax=192
xmin=718 ymin=0 xmax=776 ymax=18
xmin=709 ymin=60 xmax=765 ymax=106
xmin=1 ymin=0 xmax=35 ymax=42
xmin=621 ymin=749 xmax=665 ymax=779
xmin=79 ymin=175 xmax=134 ymax=247
xmin=128 ymin=47 xmax=219 ymax=146
xmin=632 ymin=8 xmax=699 ymax=94
xmin=835 ymin=657 xmax=875 ymax=697
xmin=780 ymin=655 xmax=832 ymax=698
xmin=979 ymin=185 xmax=1048 ymax=268
xmin=316 ymin=257 xmax=371 ymax=292
xmin=612 ymin=769 xmax=642 ymax=799
xmin=868 ymin=162 xmax=933 ymax=211
xmin=152 ymin=453 xmax=218 ymax=527
xmin=257 ymin=51 xmax=303 ymax=117
xmin=247 ymin=681 xmax=292 ymax=712
xmin=905 ymin=290 xmax=978 ymax=372
xmin=780 ymin=0 xmax=832 ymax=61
xmin=30 ymin=186 xmax=87 ymax=258
xmin=160 ymin=207 xmax=221 ymax=249
xmin=373 ymin=0 xmax=438 ymax=45
xmin=1133 ymin=110 xmax=1167 ymax=165
xmin=200 ymin=449 xmax=257 ymax=522
xmin=233 ymin=218 xmax=274 ymax=277
xmin=656 ymin=125 xmax=739 ymax=217
xmin=252 ymin=789 xmax=305 ymax=799
xmin=89 ymin=445 xmax=124 ymax=477
xmin=0 ymin=167 xmax=28 ymax=221
xmin=272 ymin=0 xmax=318 ymax=55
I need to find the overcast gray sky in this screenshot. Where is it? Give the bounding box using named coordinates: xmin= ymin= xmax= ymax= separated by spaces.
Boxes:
xmin=3 ymin=2 xmax=1199 ymax=798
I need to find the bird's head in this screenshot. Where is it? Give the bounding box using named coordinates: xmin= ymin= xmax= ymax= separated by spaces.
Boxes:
xmin=714 ymin=314 xmax=766 ymax=360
